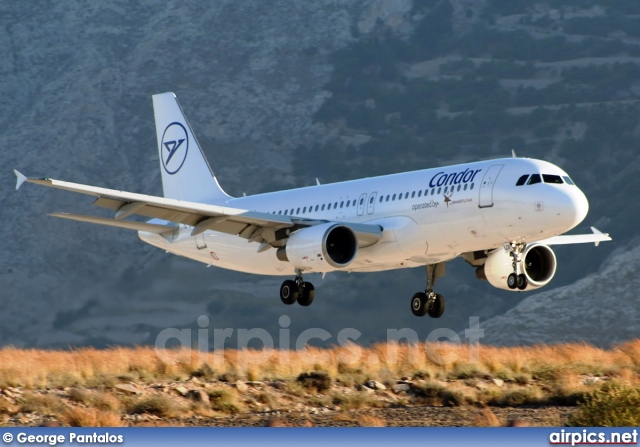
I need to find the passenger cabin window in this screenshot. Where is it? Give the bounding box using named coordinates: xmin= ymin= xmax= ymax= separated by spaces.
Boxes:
xmin=543 ymin=174 xmax=563 ymax=184
xmin=327 ymin=203 xmax=332 ymax=210
xmin=563 ymin=176 xmax=575 ymax=185
xmin=527 ymin=174 xmax=541 ymax=185
xmin=340 ymin=201 xmax=344 ymax=208
xmin=392 ymin=194 xmax=396 ymax=200
xmin=386 ymin=195 xmax=390 ymax=202
xmin=296 ymin=208 xmax=300 ymax=214
xmin=369 ymin=197 xmax=374 ymax=204
xmin=516 ymin=175 xmax=529 ymax=186
xmin=379 ymin=196 xmax=383 ymax=203
xmin=315 ymin=205 xmax=319 ymax=211
xmin=418 ymin=190 xmax=422 ymax=197
xmin=303 ymin=207 xmax=307 ymax=213
xmin=321 ymin=204 xmax=325 ymax=211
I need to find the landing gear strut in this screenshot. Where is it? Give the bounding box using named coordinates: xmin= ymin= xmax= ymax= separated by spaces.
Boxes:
xmin=505 ymin=242 xmax=528 ymax=291
xmin=280 ymin=269 xmax=315 ymax=306
xmin=411 ymin=262 xmax=446 ymax=318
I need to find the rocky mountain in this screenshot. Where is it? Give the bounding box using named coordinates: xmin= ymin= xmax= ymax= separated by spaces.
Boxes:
xmin=1 ymin=0 xmax=638 ymax=348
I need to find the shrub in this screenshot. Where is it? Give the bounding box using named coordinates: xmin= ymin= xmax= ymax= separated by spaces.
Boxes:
xmin=296 ymin=372 xmax=332 ymax=392
xmin=128 ymin=394 xmax=177 ymax=418
xmin=571 ymin=383 xmax=640 ymax=427
xmin=489 ymin=387 xmax=544 ymax=407
xmin=207 ymin=388 xmax=241 ymax=414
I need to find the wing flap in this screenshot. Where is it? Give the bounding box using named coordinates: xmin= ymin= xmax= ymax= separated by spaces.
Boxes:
xmin=50 ymin=212 xmax=177 ymax=235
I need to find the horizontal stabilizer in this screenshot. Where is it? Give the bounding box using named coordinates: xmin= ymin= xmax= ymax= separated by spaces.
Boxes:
xmin=14 ymin=170 xmax=27 ymax=190
xmin=49 ymin=212 xmax=177 ymax=235
xmin=537 ymin=227 xmax=611 ymax=246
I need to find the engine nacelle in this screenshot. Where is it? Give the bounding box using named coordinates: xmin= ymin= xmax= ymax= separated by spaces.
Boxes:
xmin=276 ymin=223 xmax=357 ymax=271
xmin=477 ymin=243 xmax=557 ymax=291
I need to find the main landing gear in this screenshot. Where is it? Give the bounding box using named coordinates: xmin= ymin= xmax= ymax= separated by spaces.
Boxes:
xmin=505 ymin=242 xmax=528 ymax=291
xmin=411 ymin=262 xmax=446 ymax=318
xmin=280 ymin=269 xmax=315 ymax=307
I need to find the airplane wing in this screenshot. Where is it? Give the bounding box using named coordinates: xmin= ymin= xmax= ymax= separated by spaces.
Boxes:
xmin=536 ymin=227 xmax=612 ymax=247
xmin=14 ymin=171 xmax=382 ymax=248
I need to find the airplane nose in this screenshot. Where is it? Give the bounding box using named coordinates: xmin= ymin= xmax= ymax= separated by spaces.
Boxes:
xmin=568 ymin=187 xmax=589 ymax=228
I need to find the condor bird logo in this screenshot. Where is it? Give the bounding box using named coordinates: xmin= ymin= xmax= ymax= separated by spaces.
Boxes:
xmin=443 ymin=191 xmax=453 ymax=207
xmin=161 ymin=122 xmax=189 ymax=175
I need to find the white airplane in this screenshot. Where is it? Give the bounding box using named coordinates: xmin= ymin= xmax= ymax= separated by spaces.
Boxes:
xmin=15 ymin=92 xmax=611 ymax=318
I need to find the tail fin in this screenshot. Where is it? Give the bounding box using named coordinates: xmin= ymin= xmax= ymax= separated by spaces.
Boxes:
xmin=152 ymin=92 xmax=231 ymax=203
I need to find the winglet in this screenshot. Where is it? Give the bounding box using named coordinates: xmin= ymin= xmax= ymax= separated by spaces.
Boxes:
xmin=591 ymin=227 xmax=607 ymax=247
xmin=14 ymin=170 xmax=27 ymax=190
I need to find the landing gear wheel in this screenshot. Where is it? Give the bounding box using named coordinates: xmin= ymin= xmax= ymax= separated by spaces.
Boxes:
xmin=411 ymin=292 xmax=428 ymax=317
xmin=297 ymin=282 xmax=315 ymax=306
xmin=507 ymin=273 xmax=518 ymax=290
xmin=428 ymin=294 xmax=445 ymax=318
xmin=280 ymin=280 xmax=298 ymax=305
xmin=516 ymin=274 xmax=528 ymax=290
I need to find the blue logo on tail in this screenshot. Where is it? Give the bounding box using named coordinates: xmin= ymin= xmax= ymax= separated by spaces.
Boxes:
xmin=161 ymin=122 xmax=189 ymax=175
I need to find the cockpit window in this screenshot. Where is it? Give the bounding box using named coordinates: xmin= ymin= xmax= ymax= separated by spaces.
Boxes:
xmin=543 ymin=174 xmax=563 ymax=184
xmin=516 ymin=175 xmax=529 ymax=186
xmin=527 ymin=174 xmax=541 ymax=185
xmin=563 ymin=176 xmax=575 ymax=185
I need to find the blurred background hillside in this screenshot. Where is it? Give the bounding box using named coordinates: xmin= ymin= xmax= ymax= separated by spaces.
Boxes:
xmin=1 ymin=0 xmax=638 ymax=349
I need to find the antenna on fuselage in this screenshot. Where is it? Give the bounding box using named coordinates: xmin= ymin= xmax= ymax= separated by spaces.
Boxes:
xmin=511 ymin=149 xmax=518 ymax=158
xmin=316 ymin=178 xmax=321 ymax=186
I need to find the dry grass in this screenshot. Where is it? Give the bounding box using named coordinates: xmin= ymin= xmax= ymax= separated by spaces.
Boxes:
xmin=126 ymin=393 xmax=184 ymax=418
xmin=472 ymin=407 xmax=501 ymax=427
xmin=0 ymin=341 xmax=638 ymax=426
xmin=59 ymin=407 xmax=124 ymax=427
xmin=357 ymin=414 xmax=386 ymax=427
xmin=0 ymin=341 xmax=637 ymax=389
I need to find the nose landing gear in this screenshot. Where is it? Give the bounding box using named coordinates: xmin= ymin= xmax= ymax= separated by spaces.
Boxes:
xmin=505 ymin=242 xmax=528 ymax=291
xmin=280 ymin=269 xmax=315 ymax=306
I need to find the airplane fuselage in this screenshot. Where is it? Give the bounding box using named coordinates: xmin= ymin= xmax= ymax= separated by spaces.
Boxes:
xmin=139 ymin=157 xmax=588 ymax=276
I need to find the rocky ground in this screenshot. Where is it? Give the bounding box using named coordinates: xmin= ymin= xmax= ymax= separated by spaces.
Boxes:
xmin=0 ymin=375 xmax=584 ymax=427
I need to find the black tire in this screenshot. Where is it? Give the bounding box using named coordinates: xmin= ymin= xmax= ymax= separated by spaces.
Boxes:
xmin=297 ymin=282 xmax=315 ymax=306
xmin=280 ymin=280 xmax=298 ymax=305
xmin=428 ymin=293 xmax=445 ymax=318
xmin=516 ymin=274 xmax=528 ymax=290
xmin=507 ymin=273 xmax=517 ymax=289
xmin=411 ymin=292 xmax=428 ymax=317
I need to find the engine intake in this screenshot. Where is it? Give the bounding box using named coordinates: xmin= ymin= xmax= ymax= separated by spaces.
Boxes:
xmin=277 ymin=223 xmax=357 ymax=271
xmin=477 ymin=243 xmax=557 ymax=291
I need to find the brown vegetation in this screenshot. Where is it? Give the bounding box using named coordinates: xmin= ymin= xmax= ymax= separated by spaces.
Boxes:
xmin=0 ymin=340 xmax=637 ymax=427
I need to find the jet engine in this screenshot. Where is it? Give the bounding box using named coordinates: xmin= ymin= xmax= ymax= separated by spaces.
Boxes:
xmin=276 ymin=223 xmax=357 ymax=271
xmin=476 ymin=243 xmax=557 ymax=291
